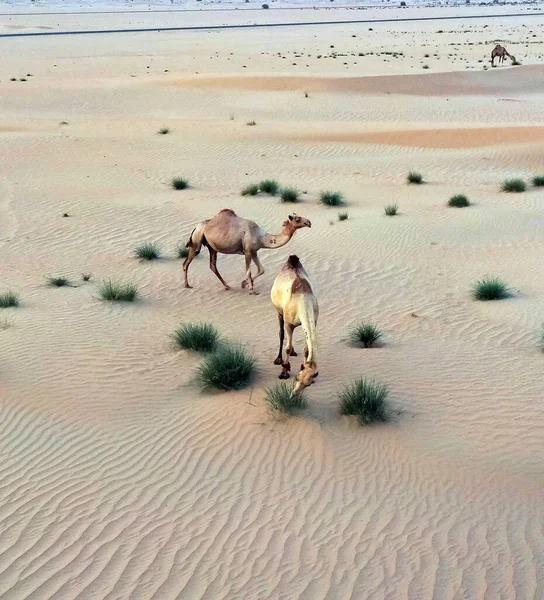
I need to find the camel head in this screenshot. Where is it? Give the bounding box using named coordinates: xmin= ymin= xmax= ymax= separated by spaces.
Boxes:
xmin=287 ymin=214 xmax=312 ymax=230
xmin=292 ymin=361 xmax=318 ymax=397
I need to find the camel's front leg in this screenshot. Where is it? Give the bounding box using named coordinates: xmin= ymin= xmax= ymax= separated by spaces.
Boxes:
xmin=286 ymin=323 xmax=297 ymax=357
xmin=241 ymin=253 xmax=258 ymax=295
xmin=274 ymin=312 xmax=285 ymax=366
xmin=208 ymin=249 xmax=230 ymax=291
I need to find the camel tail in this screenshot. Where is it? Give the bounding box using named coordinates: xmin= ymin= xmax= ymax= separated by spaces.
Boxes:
xmin=185 ymin=228 xmax=197 ymax=248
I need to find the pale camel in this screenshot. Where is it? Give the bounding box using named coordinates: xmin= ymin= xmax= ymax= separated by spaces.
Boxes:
xmin=491 ymin=44 xmax=516 ymax=67
xmin=183 ymin=209 xmax=311 ymax=294
xmin=270 ymin=255 xmax=319 ymax=397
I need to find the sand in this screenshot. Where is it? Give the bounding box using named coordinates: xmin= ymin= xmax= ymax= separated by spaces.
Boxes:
xmin=1 ymin=3 xmax=544 ymax=599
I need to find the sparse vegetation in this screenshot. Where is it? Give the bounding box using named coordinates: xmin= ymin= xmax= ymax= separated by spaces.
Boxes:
xmin=196 ymin=346 xmax=255 ymax=391
xmin=350 ymin=322 xmax=383 ymax=348
xmin=241 ymin=183 xmax=259 ymax=196
xmin=512 ymin=60 xmax=521 ymax=66
xmin=502 ymin=178 xmax=526 ymax=193
xmin=158 ymin=127 xmax=170 ymax=135
xmin=384 ymin=204 xmax=399 ymax=216
xmin=448 ymin=194 xmax=470 ymax=207
xmin=246 ymin=120 xmax=257 ymax=126
xmin=532 ymin=175 xmax=544 ymax=187
xmin=338 ymin=212 xmax=349 ymax=221
xmin=0 ymin=317 xmax=13 ymax=330
xmin=177 ymin=245 xmax=189 ymax=259
xmin=266 ymin=382 xmax=308 ymax=417
xmin=0 ymin=291 xmax=19 ymax=308
xmin=172 ymin=322 xmax=219 ymax=352
xmin=407 ymin=171 xmax=424 ymax=184
xmin=422 ymin=64 xmax=430 ymax=69
xmin=339 ymin=378 xmax=389 ymax=425
xmin=171 ymin=177 xmax=189 ymax=190
xmin=82 ymin=273 xmax=92 ymax=281
xmin=134 ymin=242 xmax=161 ymax=260
xmin=60 ymin=121 xmax=68 ymax=125
xmin=472 ymin=277 xmax=511 ymax=301
xmin=99 ymin=280 xmax=138 ymax=302
xmin=319 ymin=190 xmax=345 ymax=207
xmin=281 ymin=187 xmax=300 ymax=203
xmin=259 ymin=179 xmax=280 ymax=195
xmin=47 ymin=277 xmax=68 ymax=287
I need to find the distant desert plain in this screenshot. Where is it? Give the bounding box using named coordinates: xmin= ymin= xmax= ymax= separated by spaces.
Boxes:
xmin=1 ymin=2 xmax=544 ymax=598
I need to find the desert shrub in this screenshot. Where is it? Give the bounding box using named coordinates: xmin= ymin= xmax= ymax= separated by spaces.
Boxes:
xmin=158 ymin=127 xmax=170 ymax=134
xmin=47 ymin=277 xmax=68 ymax=287
xmin=266 ymin=382 xmax=308 ymax=416
xmin=384 ymin=204 xmax=399 ymax=216
xmin=241 ymin=183 xmax=259 ymax=196
xmin=350 ymin=322 xmax=382 ymax=348
xmin=196 ymin=346 xmax=255 ymax=391
xmin=281 ymin=187 xmax=300 ymax=203
xmin=531 ymin=175 xmax=544 ymax=187
xmin=0 ymin=317 xmax=13 ymax=329
xmin=407 ymin=171 xmax=423 ymax=184
xmin=172 ymin=322 xmax=219 ymax=352
xmin=422 ymin=64 xmax=429 ymax=69
xmin=171 ymin=177 xmax=189 ymax=190
xmin=0 ymin=291 xmax=19 ymax=308
xmin=134 ymin=242 xmax=161 ymax=260
xmin=339 ymin=378 xmax=389 ymax=425
xmin=99 ymin=280 xmax=138 ymax=302
xmin=448 ymin=194 xmax=470 ymax=207
xmin=319 ymin=190 xmax=345 ymax=206
xmin=259 ymin=179 xmax=280 ymax=195
xmin=246 ymin=120 xmax=257 ymax=126
xmin=177 ymin=245 xmax=189 ymax=259
xmin=262 ymin=3 xmax=269 ymax=7
xmin=501 ymin=178 xmax=526 ymax=193
xmin=472 ymin=277 xmax=511 ymax=301
xmin=82 ymin=273 xmax=92 ymax=281
xmin=512 ymin=60 xmax=521 ymax=66
xmin=338 ymin=212 xmax=349 ymax=221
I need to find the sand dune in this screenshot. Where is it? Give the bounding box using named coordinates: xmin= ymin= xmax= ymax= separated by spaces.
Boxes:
xmin=1 ymin=4 xmax=543 ymax=599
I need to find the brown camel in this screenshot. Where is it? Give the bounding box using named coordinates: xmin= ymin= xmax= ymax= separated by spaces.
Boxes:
xmin=183 ymin=209 xmax=311 ymax=294
xmin=491 ymin=44 xmax=516 ymax=67
xmin=271 ymin=255 xmax=318 ymax=397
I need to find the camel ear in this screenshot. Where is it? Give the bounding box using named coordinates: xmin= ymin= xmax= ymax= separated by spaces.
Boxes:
xmin=288 ymin=215 xmax=294 ymax=221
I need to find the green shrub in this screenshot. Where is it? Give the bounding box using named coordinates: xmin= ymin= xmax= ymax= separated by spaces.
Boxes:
xmin=158 ymin=127 xmax=170 ymax=135
xmin=134 ymin=242 xmax=161 ymax=260
xmin=266 ymin=382 xmax=307 ymax=416
xmin=196 ymin=346 xmax=255 ymax=391
xmin=338 ymin=212 xmax=349 ymax=221
xmin=319 ymin=190 xmax=345 ymax=206
xmin=350 ymin=322 xmax=383 ymax=348
xmin=407 ymin=171 xmax=423 ymax=184
xmin=281 ymin=187 xmax=300 ymax=203
xmin=339 ymin=378 xmax=389 ymax=425
xmin=384 ymin=204 xmax=399 ymax=216
xmin=501 ymin=179 xmax=526 ymax=193
xmin=241 ymin=183 xmax=259 ymax=196
xmin=99 ymin=280 xmax=138 ymax=302
xmin=259 ymin=179 xmax=280 ymax=195
xmin=177 ymin=245 xmax=189 ymax=259
xmin=472 ymin=277 xmax=511 ymax=301
xmin=448 ymin=194 xmax=470 ymax=207
xmin=47 ymin=277 xmax=68 ymax=287
xmin=172 ymin=322 xmax=219 ymax=352
xmin=171 ymin=177 xmax=189 ymax=190
xmin=531 ymin=176 xmax=544 ymax=187
xmin=82 ymin=273 xmax=92 ymax=281
xmin=0 ymin=291 xmax=19 ymax=308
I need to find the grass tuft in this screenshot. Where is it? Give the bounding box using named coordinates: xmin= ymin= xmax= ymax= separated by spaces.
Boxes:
xmin=319 ymin=190 xmax=345 ymax=206
xmin=448 ymin=194 xmax=470 ymax=208
xmin=246 ymin=120 xmax=257 ymax=126
xmin=350 ymin=322 xmax=382 ymax=348
xmin=0 ymin=317 xmax=13 ymax=330
xmin=338 ymin=212 xmax=349 ymax=221
xmin=407 ymin=171 xmax=424 ymax=184
xmin=134 ymin=242 xmax=161 ymax=260
xmin=259 ymin=179 xmax=280 ymax=195
xmin=384 ymin=204 xmax=399 ymax=216
xmin=280 ymin=187 xmax=300 ymax=203
xmin=266 ymin=382 xmax=308 ymax=417
xmin=339 ymin=378 xmax=389 ymax=425
xmin=472 ymin=277 xmax=511 ymax=301
xmin=172 ymin=322 xmax=219 ymax=352
xmin=531 ymin=175 xmax=544 ymax=187
xmin=0 ymin=291 xmax=19 ymax=308
xmin=171 ymin=177 xmax=189 ymax=190
xmin=501 ymin=178 xmax=526 ymax=193
xmin=158 ymin=127 xmax=170 ymax=135
xmin=47 ymin=276 xmax=68 ymax=287
xmin=99 ymin=280 xmax=138 ymax=302
xmin=82 ymin=273 xmax=92 ymax=281
xmin=241 ymin=183 xmax=259 ymax=196
xmin=177 ymin=245 xmax=190 ymax=259
xmin=196 ymin=346 xmax=255 ymax=391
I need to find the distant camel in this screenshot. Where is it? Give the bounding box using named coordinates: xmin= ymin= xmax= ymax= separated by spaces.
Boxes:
xmin=271 ymin=255 xmax=319 ymax=397
xmin=183 ymin=209 xmax=312 ymax=294
xmin=491 ymin=44 xmax=516 ymax=67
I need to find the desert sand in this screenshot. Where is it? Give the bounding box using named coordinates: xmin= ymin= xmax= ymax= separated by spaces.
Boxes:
xmin=1 ymin=3 xmax=543 ymax=598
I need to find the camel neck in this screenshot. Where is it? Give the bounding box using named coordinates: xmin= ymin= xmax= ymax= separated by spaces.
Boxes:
xmin=261 ymin=223 xmax=295 ymax=249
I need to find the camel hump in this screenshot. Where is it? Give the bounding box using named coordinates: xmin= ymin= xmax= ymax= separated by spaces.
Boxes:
xmin=287 ymin=255 xmax=301 ymax=268
xmin=219 ymin=208 xmax=237 ymax=216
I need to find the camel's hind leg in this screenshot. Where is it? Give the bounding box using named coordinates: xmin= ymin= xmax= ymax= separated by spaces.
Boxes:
xmin=286 ymin=323 xmax=297 ymax=357
xmin=251 ymin=252 xmax=265 ymax=282
xmin=183 ymin=247 xmax=198 ymax=289
xmin=209 ymin=248 xmax=230 ymax=291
